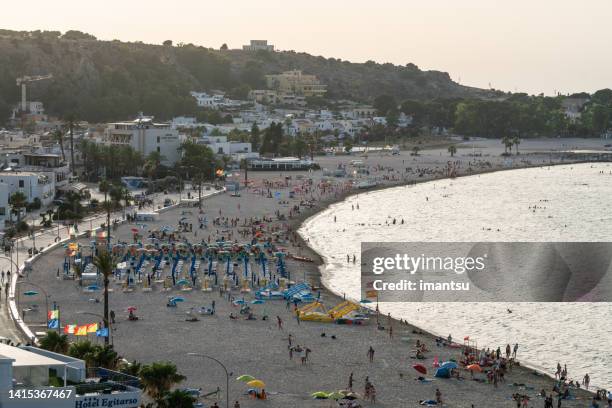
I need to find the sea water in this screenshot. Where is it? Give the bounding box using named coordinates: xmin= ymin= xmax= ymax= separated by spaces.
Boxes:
xmin=299 ymin=162 xmax=612 ymax=388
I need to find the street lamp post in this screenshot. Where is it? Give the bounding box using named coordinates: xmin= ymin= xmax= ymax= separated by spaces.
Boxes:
xmin=187 ymin=352 xmax=231 ymax=408
xmin=77 ymin=311 xmax=113 ymax=345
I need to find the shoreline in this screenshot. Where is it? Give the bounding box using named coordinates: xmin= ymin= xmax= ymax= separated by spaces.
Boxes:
xmin=16 ymin=149 xmax=606 ymax=406
xmin=290 ymin=158 xmax=604 ymax=393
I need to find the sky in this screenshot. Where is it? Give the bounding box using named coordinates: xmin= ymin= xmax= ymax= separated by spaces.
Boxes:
xmin=3 ymin=0 xmax=611 ymax=95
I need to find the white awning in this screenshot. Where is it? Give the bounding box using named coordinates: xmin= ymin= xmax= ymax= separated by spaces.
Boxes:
xmin=0 ymin=344 xmax=67 ymax=367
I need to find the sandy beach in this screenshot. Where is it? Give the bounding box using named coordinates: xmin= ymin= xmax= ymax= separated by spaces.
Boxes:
xmin=17 ymin=138 xmax=609 ymax=407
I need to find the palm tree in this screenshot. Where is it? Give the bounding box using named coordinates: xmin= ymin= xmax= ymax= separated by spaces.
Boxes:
xmin=63 ymin=114 xmax=78 ymax=175
xmin=119 ymin=360 xmax=142 ymax=377
xmin=93 ymin=249 xmax=115 ymax=346
xmin=9 ymin=191 xmax=28 ymax=226
xmin=501 ymin=136 xmax=513 ymax=155
xmin=160 ymin=389 xmax=196 ymax=408
xmin=447 ymin=145 xmax=457 ymax=157
xmin=512 ymin=136 xmax=521 ymax=155
xmin=139 ymin=362 xmax=186 ymax=404
xmin=99 ymin=179 xmax=113 ymax=247
xmin=39 ymin=331 xmax=69 ymax=353
xmin=53 ymin=129 xmax=66 ymax=162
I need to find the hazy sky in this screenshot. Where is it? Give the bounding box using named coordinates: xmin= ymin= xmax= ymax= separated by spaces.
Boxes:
xmin=4 ymin=0 xmax=611 ymax=95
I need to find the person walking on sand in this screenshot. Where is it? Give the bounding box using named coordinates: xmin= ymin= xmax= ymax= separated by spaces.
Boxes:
xmin=506 ymin=344 xmax=511 ymax=359
xmin=348 ymin=372 xmax=354 ymax=391
xmin=513 ymin=343 xmax=519 ymax=358
xmin=555 ymin=362 xmax=561 ymax=379
xmin=367 ymin=346 xmax=375 ymax=362
xmin=277 ymin=316 xmax=283 ymax=330
xmin=583 ymin=373 xmax=590 ymax=390
xmin=435 ymin=388 xmax=442 ymax=404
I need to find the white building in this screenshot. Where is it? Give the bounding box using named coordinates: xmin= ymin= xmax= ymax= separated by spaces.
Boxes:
xmin=198 ymin=135 xmax=254 ymax=157
xmin=102 ymin=115 xmax=182 ymax=165
xmin=242 ymin=40 xmax=274 ymax=51
xmin=0 ymin=343 xmax=141 ymax=408
xmin=0 ymin=171 xmax=55 ymax=207
xmin=170 ymin=116 xmax=197 ymax=128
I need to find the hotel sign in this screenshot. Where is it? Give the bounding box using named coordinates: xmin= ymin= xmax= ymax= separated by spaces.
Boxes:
xmin=74 ymin=391 xmax=140 ymax=408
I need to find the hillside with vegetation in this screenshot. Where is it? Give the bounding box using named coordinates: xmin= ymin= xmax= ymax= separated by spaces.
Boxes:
xmin=0 ymin=29 xmax=493 ymax=124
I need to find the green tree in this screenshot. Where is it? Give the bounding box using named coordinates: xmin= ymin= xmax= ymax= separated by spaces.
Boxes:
xmin=140 ymin=362 xmax=186 ymax=404
xmin=39 ymin=331 xmax=69 ymax=354
xmin=53 ymin=129 xmax=66 ymax=162
xmin=93 ymin=249 xmax=115 ymax=346
xmin=447 ymin=145 xmax=457 ymax=157
xmin=159 ymin=389 xmax=196 ymax=408
xmin=250 ymin=123 xmax=261 ymax=151
xmin=178 ymin=141 xmax=217 ymax=180
xmin=9 ymin=192 xmax=27 ymax=225
xmin=411 ymin=146 xmax=420 ymax=156
xmin=373 ymin=94 xmax=397 ymax=116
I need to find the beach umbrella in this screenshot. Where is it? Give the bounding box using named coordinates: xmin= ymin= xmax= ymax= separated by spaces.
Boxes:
xmin=236 ymin=375 xmax=255 ymax=382
xmin=246 ymin=379 xmax=265 ymax=388
xmin=359 ymin=299 xmax=372 ymax=304
xmin=131 ymin=228 xmax=139 ymax=233
xmin=413 ymin=364 xmax=427 ymax=375
xmin=23 ymin=290 xmax=39 ymax=296
xmin=311 ymin=391 xmax=329 ymax=399
xmin=126 ymin=306 xmax=137 ymax=312
xmin=233 ymin=299 xmax=246 ymax=305
xmin=86 ymin=285 xmax=100 ymax=291
xmin=176 ymin=279 xmax=189 ymax=286
xmin=251 ymin=299 xmax=265 ymax=304
xmin=466 ymin=364 xmax=482 ymax=372
xmin=170 ymin=297 xmax=185 ymax=302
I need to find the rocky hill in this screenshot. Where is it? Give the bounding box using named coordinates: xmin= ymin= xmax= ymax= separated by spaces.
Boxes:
xmin=0 ymin=29 xmax=494 ymax=123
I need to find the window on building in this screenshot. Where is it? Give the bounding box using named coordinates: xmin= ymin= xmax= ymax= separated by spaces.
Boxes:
xmin=157 ymin=146 xmax=161 ymax=153
xmin=18 ymin=180 xmax=24 ymax=188
xmin=157 ymin=136 xmax=160 ymax=143
xmin=0 ymin=207 xmax=5 ymax=216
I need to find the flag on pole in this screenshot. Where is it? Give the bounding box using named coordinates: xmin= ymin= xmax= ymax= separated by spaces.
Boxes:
xmin=47 ymin=319 xmax=59 ymax=329
xmin=47 ymin=310 xmax=60 ymax=320
xmin=63 ymin=324 xmax=76 ymax=334
xmin=95 ymin=328 xmax=109 ymax=338
xmin=75 ymin=325 xmax=88 ymax=336
xmin=86 ymin=323 xmax=99 ymax=333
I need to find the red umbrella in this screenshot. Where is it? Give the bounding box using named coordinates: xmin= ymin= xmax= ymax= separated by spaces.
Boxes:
xmin=131 ymin=228 xmax=139 ymax=233
xmin=466 ymin=364 xmax=482 ymax=372
xmin=413 ymin=364 xmax=427 ymax=375
xmin=126 ymin=306 xmax=137 ymax=312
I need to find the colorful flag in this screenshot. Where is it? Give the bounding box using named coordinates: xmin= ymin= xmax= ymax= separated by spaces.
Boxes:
xmin=63 ymin=324 xmax=76 ymax=334
xmin=75 ymin=325 xmax=88 ymax=336
xmin=95 ymin=328 xmax=109 ymax=338
xmin=86 ymin=323 xmax=99 ymax=333
xmin=47 ymin=319 xmax=59 ymax=329
xmin=48 ymin=310 xmax=60 ymax=320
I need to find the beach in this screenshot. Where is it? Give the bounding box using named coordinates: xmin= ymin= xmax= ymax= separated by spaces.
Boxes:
xmin=16 ymin=138 xmax=609 ymax=407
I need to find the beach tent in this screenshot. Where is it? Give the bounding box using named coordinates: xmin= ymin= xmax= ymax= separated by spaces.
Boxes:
xmin=236 ymin=375 xmax=255 ymax=382
xmin=434 ymin=361 xmax=458 ymax=378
